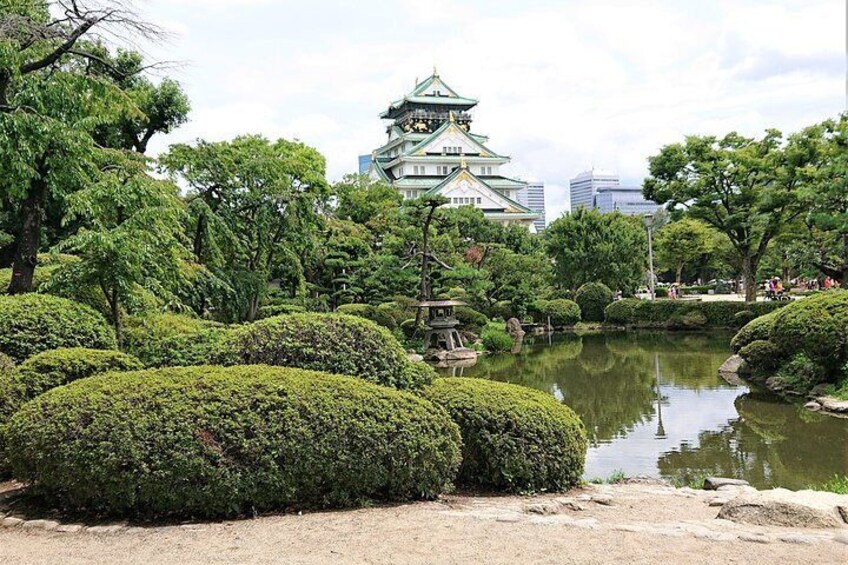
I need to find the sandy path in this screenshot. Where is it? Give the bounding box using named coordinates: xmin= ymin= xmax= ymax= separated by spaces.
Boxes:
xmin=1 ymin=483 xmax=846 ymax=564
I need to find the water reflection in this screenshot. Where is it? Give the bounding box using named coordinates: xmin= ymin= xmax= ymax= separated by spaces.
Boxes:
xmin=439 ymin=331 xmax=847 ymax=489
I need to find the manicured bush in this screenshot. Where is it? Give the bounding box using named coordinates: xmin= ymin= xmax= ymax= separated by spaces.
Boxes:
xmin=769 ymin=291 xmax=848 ymax=371
xmin=0 ymin=352 xmax=13 ymax=374
xmin=654 ymin=287 xmax=669 ymax=298
xmin=122 ymin=313 xmax=228 ymax=368
xmin=731 ymin=311 xmax=779 ymax=352
xmin=422 ymin=378 xmax=587 ymax=492
xmin=454 ymin=306 xmax=488 ymax=334
xmin=1 ymin=365 xmax=462 ymax=518
xmin=533 ymin=299 xmax=581 ymax=327
xmin=738 ymin=340 xmax=783 ymax=372
xmin=0 ymin=294 xmax=116 ymax=362
xmin=734 ymin=310 xmax=757 ymax=328
xmin=256 ymin=303 xmax=306 ymax=320
xmin=606 ymin=299 xmax=786 ymax=329
xmin=574 ymin=282 xmax=613 ymax=322
xmin=669 ymin=310 xmax=707 ymax=330
xmin=337 ymin=303 xmax=400 ymax=333
xmin=219 ymin=313 xmax=430 ymax=389
xmin=481 ymin=322 xmax=513 ymax=353
xmin=14 ymin=348 xmax=142 ymax=400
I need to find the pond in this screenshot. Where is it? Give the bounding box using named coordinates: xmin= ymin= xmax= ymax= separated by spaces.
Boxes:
xmin=438 ymin=331 xmax=847 ymax=490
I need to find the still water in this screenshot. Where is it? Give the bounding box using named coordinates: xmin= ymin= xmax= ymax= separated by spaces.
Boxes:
xmin=439 ymin=332 xmax=847 ymax=489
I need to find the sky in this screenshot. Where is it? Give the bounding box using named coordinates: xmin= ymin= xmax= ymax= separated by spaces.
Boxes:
xmin=136 ymin=0 xmax=845 ymax=222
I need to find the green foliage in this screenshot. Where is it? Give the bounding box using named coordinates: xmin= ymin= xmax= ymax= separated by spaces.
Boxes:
xmin=122 ymin=313 xmax=227 ymax=368
xmin=546 ymin=208 xmax=647 ymax=293
xmin=336 ymin=303 xmax=401 ymax=333
xmin=256 ymin=303 xmax=307 ymax=319
xmin=1 ymin=348 xmax=142 ymax=419
xmin=532 ymin=299 xmax=581 ymax=327
xmin=606 ymin=298 xmax=786 ymax=329
xmin=774 ymin=354 xmax=827 ymax=391
xmin=0 ymin=294 xmax=116 ymax=362
xmin=738 ymin=340 xmax=783 ymax=372
xmin=422 ymin=378 xmax=587 ymax=492
xmin=734 ymin=310 xmax=757 ymax=328
xmin=810 ymin=475 xmax=848 ymax=495
xmin=669 ymin=310 xmax=708 ymax=330
xmin=731 ymin=311 xmax=779 ymax=352
xmin=219 ymin=313 xmax=429 ymax=389
xmin=454 ymin=306 xmax=488 ymax=334
xmin=481 ymin=322 xmax=513 ymax=353
xmin=769 ymin=291 xmax=848 ymax=371
xmin=1 ymin=365 xmax=461 ymax=518
xmin=0 ymin=352 xmax=13 ymax=374
xmin=654 ymin=218 xmax=715 ymax=283
xmin=574 ymin=283 xmax=614 ymax=323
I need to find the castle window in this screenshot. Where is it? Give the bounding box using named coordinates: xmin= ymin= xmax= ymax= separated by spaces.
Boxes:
xmin=477 ymin=197 xmax=482 ymax=204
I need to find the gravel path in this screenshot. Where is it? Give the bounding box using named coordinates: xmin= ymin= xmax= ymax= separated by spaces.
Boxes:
xmin=1 ymin=483 xmax=846 ymax=564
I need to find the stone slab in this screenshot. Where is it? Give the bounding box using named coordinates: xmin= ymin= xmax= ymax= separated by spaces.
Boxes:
xmin=718 ymin=488 xmax=848 ymax=529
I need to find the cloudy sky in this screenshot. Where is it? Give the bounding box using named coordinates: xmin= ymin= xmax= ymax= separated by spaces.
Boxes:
xmin=139 ymin=0 xmax=844 ymax=222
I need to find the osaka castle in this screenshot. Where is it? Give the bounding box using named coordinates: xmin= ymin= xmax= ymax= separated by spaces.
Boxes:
xmin=367 ymin=71 xmax=540 ymax=232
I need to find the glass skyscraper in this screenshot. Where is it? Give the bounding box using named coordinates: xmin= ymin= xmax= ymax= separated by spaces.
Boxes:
xmin=517 ymin=181 xmax=546 ymax=232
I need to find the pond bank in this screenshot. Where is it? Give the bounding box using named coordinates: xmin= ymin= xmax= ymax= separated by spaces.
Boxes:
xmin=1 ymin=480 xmax=845 ymax=564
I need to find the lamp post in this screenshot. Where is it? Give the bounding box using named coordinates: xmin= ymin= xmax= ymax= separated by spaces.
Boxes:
xmin=644 ymin=213 xmax=656 ymax=301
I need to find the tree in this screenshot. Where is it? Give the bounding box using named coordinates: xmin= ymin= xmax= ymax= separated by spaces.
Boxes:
xmin=645 ymin=130 xmax=815 ymax=301
xmin=0 ymin=1 xmax=163 ymax=293
xmin=46 ymin=154 xmax=187 ymax=344
xmin=654 ymin=218 xmax=714 ymax=284
xmin=545 ymin=208 xmax=647 ymax=293
xmin=161 ymin=135 xmax=330 ymax=321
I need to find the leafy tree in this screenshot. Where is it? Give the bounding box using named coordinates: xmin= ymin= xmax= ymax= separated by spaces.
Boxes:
xmin=45 ymin=154 xmax=187 ymax=344
xmin=654 ymin=218 xmax=714 ymax=284
xmin=645 ymin=130 xmax=816 ymax=301
xmin=0 ymin=1 xmax=164 ymax=293
xmin=161 ymin=135 xmax=330 ymax=321
xmin=334 ymin=174 xmax=402 ymax=231
xmin=545 ymin=208 xmax=647 ymax=293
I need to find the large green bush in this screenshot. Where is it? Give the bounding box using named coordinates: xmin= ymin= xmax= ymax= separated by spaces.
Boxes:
xmin=1 ymin=366 xmax=461 ymax=518
xmin=738 ymin=340 xmax=783 ymax=372
xmin=731 ymin=310 xmax=779 ymax=352
xmin=0 ymin=294 xmax=116 ymax=362
xmin=256 ymin=303 xmax=306 ymax=320
xmin=422 ymin=378 xmax=587 ymax=492
xmin=454 ymin=306 xmax=488 ymax=334
xmin=532 ymin=299 xmax=581 ymax=327
xmin=574 ymin=283 xmax=613 ymax=322
xmin=606 ymin=299 xmax=786 ymax=329
xmin=219 ymin=313 xmax=430 ymax=389
xmin=14 ymin=347 xmax=142 ymax=400
xmin=480 ymin=322 xmax=513 ymax=353
xmin=122 ymin=313 xmax=228 ymax=368
xmin=0 ymin=352 xmax=13 ymax=374
xmin=769 ymin=291 xmax=848 ymax=371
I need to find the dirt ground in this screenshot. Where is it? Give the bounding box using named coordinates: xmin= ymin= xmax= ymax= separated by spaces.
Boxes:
xmin=1 ymin=482 xmax=846 ymax=564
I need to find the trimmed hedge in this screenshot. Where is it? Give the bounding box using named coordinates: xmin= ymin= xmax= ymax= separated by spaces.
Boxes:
xmin=0 ymin=352 xmax=13 ymax=374
xmin=218 ymin=313 xmax=431 ymax=389
xmin=481 ymin=322 xmax=513 ymax=353
xmin=731 ymin=311 xmax=779 ymax=352
xmin=256 ymin=303 xmax=306 ymax=320
xmin=768 ymin=291 xmax=848 ymax=371
xmin=574 ymin=283 xmax=613 ymax=323
xmin=14 ymin=347 xmax=142 ymax=400
xmin=532 ymin=299 xmax=581 ymax=327
xmin=0 ymin=294 xmax=116 ymax=362
xmin=738 ymin=340 xmax=783 ymax=371
xmin=1 ymin=365 xmax=462 ymax=518
xmin=122 ymin=313 xmax=228 ymax=368
xmin=605 ymin=298 xmax=787 ymax=329
xmin=422 ymin=378 xmax=587 ymax=493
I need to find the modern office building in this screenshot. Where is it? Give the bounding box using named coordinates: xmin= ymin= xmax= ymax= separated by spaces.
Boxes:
xmin=358 ymin=154 xmax=371 ymax=174
xmin=517 ymin=181 xmax=546 ymax=232
xmin=594 ymin=186 xmax=660 ymax=216
xmin=569 ymin=169 xmax=619 ymax=211
xmin=365 ymin=70 xmax=540 ymax=231
xmin=569 ymin=169 xmax=658 ymax=216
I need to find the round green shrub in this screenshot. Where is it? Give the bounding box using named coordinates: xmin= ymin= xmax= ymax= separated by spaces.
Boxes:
xmin=734 ymin=310 xmax=757 ymax=328
xmin=256 ymin=303 xmax=306 ymax=320
xmin=604 ymin=298 xmax=641 ymax=325
xmin=480 ymin=322 xmax=513 ymax=353
xmin=421 ymin=378 xmax=587 ymax=492
xmin=0 ymin=294 xmax=116 ymax=362
xmin=1 ymin=365 xmax=461 ymax=518
xmin=534 ymin=299 xmax=581 ymax=327
xmin=14 ymin=347 xmax=142 ymax=400
xmin=454 ymin=306 xmax=488 ymax=334
xmin=738 ymin=340 xmax=783 ymax=372
xmin=769 ymin=290 xmax=848 ymax=371
xmin=574 ymin=282 xmax=614 ymax=323
xmin=731 ymin=311 xmax=778 ymax=352
xmin=122 ymin=313 xmax=228 ymax=368
xmin=219 ymin=313 xmax=429 ymax=389
xmin=0 ymin=352 xmax=13 ymax=374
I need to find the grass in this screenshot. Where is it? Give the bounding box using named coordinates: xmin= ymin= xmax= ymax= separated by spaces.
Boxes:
xmin=587 ymin=469 xmax=626 ymax=485
xmin=810 ymin=475 xmax=848 ymax=495
xmin=668 ymin=472 xmax=709 ymax=489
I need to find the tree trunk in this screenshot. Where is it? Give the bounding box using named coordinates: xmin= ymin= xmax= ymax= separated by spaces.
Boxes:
xmin=675 ymin=263 xmax=683 ymax=285
xmin=8 ymin=178 xmax=46 ymax=294
xmin=742 ymin=253 xmax=758 ymax=303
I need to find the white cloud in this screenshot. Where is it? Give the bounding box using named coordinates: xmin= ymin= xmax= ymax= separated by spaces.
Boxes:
xmin=137 ymin=0 xmax=844 ymax=221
